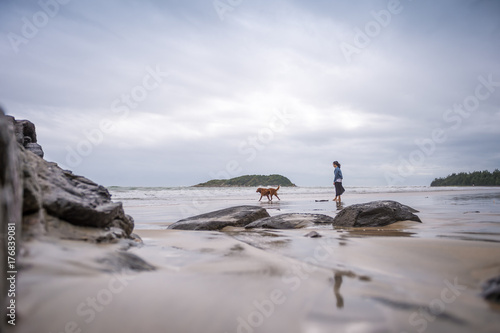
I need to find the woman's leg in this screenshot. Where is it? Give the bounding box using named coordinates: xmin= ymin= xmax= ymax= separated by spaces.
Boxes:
xmin=334 ymin=182 xmax=341 ymax=201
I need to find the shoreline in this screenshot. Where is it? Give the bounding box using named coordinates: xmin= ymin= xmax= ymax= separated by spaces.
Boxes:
xmin=115 ymin=187 xmax=500 ymax=227
xmin=10 ymin=187 xmax=500 ymax=333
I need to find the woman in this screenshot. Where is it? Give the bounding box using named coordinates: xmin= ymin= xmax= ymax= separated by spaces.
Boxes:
xmin=333 ymin=161 xmax=345 ymax=203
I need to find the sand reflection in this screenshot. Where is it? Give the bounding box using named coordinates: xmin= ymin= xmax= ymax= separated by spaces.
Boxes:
xmin=333 ymin=272 xmax=344 ymax=309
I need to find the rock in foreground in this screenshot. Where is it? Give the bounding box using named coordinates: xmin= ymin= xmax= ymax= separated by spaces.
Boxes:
xmin=245 ymin=213 xmax=335 ymax=229
xmin=168 ymin=206 xmax=270 ymax=230
xmin=22 ymin=148 xmax=134 ymax=241
xmin=481 ymin=275 xmax=500 ymax=303
xmin=333 ymin=200 xmax=421 ymax=227
xmin=0 ymin=113 xmax=134 ymax=242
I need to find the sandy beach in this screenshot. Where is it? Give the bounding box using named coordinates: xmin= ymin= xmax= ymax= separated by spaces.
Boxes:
xmin=10 ymin=187 xmax=500 ymax=333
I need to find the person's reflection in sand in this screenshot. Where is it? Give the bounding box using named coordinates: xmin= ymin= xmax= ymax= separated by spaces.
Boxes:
xmin=333 ymin=272 xmax=344 ymax=309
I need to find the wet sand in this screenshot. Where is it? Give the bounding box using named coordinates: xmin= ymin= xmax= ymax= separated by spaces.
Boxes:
xmin=11 ymin=188 xmax=500 ymax=333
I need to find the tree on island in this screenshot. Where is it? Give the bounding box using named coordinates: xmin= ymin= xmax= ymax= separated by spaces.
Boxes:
xmin=430 ymin=169 xmax=500 ymax=186
xmin=194 ymin=174 xmax=296 ymax=187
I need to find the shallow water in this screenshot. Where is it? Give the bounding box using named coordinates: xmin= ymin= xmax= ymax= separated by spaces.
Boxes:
xmin=110 ymin=186 xmax=500 ymax=237
xmin=13 ymin=186 xmax=500 ymax=333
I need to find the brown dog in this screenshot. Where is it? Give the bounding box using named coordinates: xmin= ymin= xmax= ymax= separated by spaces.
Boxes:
xmin=256 ymin=185 xmax=281 ymax=201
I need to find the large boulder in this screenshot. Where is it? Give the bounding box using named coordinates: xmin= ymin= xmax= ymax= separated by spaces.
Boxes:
xmin=168 ymin=206 xmax=270 ymax=230
xmin=332 ymin=200 xmax=421 ymax=227
xmin=245 ymin=213 xmax=335 ymax=229
xmin=1 ymin=113 xmax=134 ymax=242
xmin=0 ymin=111 xmax=144 ymax=329
xmin=21 ymin=148 xmax=134 ymax=240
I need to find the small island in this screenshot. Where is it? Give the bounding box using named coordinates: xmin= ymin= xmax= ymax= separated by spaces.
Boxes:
xmin=194 ymin=174 xmax=296 ymax=187
xmin=431 ymin=169 xmax=500 ymax=186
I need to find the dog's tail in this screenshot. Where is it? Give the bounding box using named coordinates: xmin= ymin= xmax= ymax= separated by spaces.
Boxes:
xmin=277 ymin=185 xmax=280 ymax=191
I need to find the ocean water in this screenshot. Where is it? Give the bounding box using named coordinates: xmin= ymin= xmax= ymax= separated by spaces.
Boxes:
xmin=108 ymin=186 xmax=500 ymax=230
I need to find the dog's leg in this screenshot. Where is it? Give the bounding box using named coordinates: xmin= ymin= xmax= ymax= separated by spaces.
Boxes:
xmin=275 ymin=194 xmax=280 ymax=200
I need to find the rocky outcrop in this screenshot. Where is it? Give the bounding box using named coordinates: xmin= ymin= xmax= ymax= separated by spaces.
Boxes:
xmin=21 ymin=145 xmax=134 ymax=241
xmin=1 ymin=113 xmax=134 ymax=242
xmin=332 ymin=200 xmax=421 ymax=227
xmin=245 ymin=213 xmax=335 ymax=229
xmin=0 ymin=111 xmax=146 ymax=329
xmin=168 ymin=206 xmax=270 ymax=230
xmin=5 ymin=116 xmax=44 ymax=158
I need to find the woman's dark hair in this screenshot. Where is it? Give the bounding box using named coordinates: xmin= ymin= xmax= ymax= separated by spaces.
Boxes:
xmin=333 ymin=161 xmax=341 ymax=168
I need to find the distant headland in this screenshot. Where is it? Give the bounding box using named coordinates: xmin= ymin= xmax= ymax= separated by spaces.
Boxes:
xmin=194 ymin=174 xmax=296 ymax=187
xmin=430 ymin=169 xmax=500 ymax=186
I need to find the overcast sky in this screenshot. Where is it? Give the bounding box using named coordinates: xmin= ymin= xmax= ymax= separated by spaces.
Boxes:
xmin=1 ymin=0 xmax=499 ymax=187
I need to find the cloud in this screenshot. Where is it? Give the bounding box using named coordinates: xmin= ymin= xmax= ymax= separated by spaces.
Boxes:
xmin=1 ymin=0 xmax=499 ymax=186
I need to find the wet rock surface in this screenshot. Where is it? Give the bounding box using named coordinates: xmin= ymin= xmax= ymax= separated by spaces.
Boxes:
xmin=1 ymin=113 xmax=134 ymax=242
xmin=21 ymin=147 xmax=134 ymax=241
xmin=333 ymin=200 xmax=422 ymax=227
xmin=96 ymin=251 xmax=156 ymax=273
xmin=168 ymin=206 xmax=270 ymax=230
xmin=245 ymin=213 xmax=335 ymax=229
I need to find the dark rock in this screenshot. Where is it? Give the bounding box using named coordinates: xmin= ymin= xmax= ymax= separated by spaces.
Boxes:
xmin=0 ymin=111 xmax=147 ymax=330
xmin=4 ymin=116 xmax=44 ymax=157
xmin=245 ymin=213 xmax=335 ymax=229
xmin=14 ymin=119 xmax=38 ymax=144
xmin=1 ymin=113 xmax=134 ymax=242
xmin=45 ymin=217 xmax=128 ymax=243
xmin=96 ymin=251 xmax=156 ymax=273
xmin=304 ymin=231 xmax=322 ymax=238
xmin=22 ymin=150 xmax=134 ymax=239
xmin=25 ymin=142 xmax=44 ymax=158
xmin=168 ymin=206 xmax=270 ymax=230
xmin=332 ymin=200 xmax=422 ymax=227
xmin=481 ymin=275 xmax=500 ymax=303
